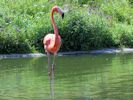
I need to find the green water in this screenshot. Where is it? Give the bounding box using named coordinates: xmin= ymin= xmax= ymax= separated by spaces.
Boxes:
xmin=0 ymin=53 xmax=133 ymax=100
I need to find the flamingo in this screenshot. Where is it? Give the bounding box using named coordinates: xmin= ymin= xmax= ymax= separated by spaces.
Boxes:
xmin=43 ymin=6 xmax=64 ymax=76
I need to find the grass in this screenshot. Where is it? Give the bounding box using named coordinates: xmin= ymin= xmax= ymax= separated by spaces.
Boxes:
xmin=0 ymin=0 xmax=133 ymax=53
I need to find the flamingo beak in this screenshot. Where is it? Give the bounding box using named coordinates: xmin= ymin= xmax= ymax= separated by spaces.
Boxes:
xmin=62 ymin=13 xmax=64 ymax=19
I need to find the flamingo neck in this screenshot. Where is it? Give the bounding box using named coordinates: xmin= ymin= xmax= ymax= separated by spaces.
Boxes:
xmin=51 ymin=9 xmax=59 ymax=36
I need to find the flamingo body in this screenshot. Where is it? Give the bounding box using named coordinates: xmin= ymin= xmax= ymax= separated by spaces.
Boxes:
xmin=43 ymin=33 xmax=61 ymax=54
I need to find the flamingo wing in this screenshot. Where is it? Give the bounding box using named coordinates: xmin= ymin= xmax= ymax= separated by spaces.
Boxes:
xmin=43 ymin=34 xmax=55 ymax=51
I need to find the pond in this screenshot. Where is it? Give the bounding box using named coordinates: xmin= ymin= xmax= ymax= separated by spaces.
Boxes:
xmin=0 ymin=53 xmax=133 ymax=100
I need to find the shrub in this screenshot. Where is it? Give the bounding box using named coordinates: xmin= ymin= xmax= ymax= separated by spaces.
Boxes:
xmin=0 ymin=0 xmax=133 ymax=53
xmin=110 ymin=23 xmax=133 ymax=47
xmin=59 ymin=9 xmax=114 ymax=51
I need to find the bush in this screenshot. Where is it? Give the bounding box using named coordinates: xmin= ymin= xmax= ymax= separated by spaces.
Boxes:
xmin=0 ymin=0 xmax=133 ymax=54
xmin=101 ymin=0 xmax=132 ymax=24
xmin=59 ymin=9 xmax=114 ymax=51
xmin=110 ymin=23 xmax=133 ymax=47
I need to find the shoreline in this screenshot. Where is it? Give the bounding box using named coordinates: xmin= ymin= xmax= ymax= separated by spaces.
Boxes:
xmin=0 ymin=48 xmax=133 ymax=59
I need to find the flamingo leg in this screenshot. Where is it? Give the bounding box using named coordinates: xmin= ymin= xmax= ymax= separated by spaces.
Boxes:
xmin=52 ymin=53 xmax=56 ymax=72
xmin=47 ymin=52 xmax=51 ymax=76
xmin=49 ymin=55 xmax=55 ymax=99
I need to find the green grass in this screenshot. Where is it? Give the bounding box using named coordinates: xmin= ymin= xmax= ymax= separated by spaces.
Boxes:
xmin=0 ymin=0 xmax=133 ymax=53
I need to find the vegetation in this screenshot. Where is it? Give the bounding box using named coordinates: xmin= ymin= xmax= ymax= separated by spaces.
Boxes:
xmin=0 ymin=0 xmax=133 ymax=53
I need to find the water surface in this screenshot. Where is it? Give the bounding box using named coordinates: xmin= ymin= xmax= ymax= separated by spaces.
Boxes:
xmin=0 ymin=53 xmax=133 ymax=100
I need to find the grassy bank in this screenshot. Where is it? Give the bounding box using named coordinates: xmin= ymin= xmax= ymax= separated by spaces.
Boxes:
xmin=0 ymin=0 xmax=133 ymax=54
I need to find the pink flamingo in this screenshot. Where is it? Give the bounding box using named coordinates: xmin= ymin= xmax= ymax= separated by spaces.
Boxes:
xmin=43 ymin=6 xmax=64 ymax=75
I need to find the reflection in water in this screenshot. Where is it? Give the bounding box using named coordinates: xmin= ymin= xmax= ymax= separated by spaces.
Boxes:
xmin=50 ymin=70 xmax=55 ymax=100
xmin=0 ymin=54 xmax=133 ymax=100
xmin=16 ymin=66 xmax=22 ymax=90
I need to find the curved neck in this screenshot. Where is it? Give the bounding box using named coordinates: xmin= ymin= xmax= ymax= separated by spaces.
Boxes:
xmin=51 ymin=9 xmax=59 ymax=35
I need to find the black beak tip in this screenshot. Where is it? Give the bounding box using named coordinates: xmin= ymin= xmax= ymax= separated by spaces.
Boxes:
xmin=62 ymin=13 xmax=64 ymax=19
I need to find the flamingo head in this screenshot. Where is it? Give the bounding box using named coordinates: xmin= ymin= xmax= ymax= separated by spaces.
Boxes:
xmin=52 ymin=6 xmax=64 ymax=19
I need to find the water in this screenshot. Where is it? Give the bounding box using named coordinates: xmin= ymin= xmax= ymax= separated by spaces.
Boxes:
xmin=0 ymin=53 xmax=133 ymax=100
